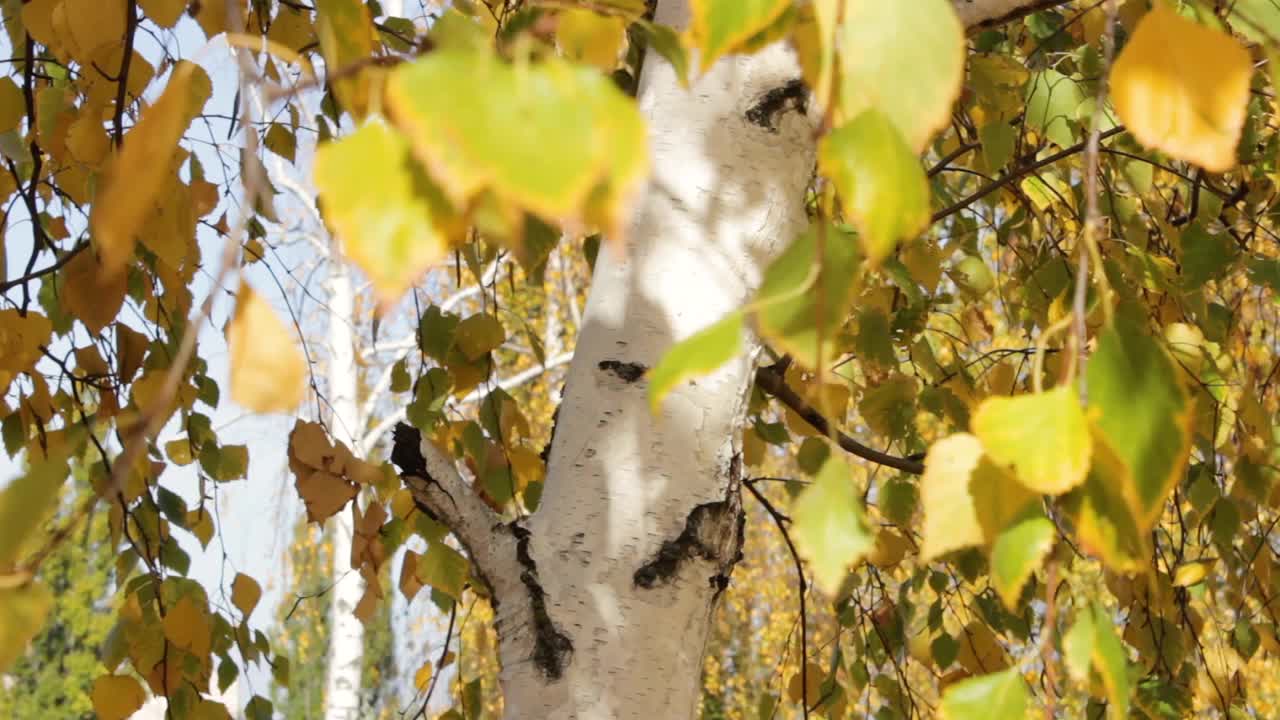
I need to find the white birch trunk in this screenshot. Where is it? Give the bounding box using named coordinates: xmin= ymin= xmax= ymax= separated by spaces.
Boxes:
xmin=394 ymin=3 xmax=1068 ymax=719
xmin=322 ymin=258 xmax=366 ymax=720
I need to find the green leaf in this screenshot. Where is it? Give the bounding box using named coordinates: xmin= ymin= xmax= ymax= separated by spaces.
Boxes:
xmin=972 ymin=385 xmax=1091 ymax=495
xmin=1087 ymin=315 xmax=1192 ymax=529
xmin=1025 ymin=70 xmax=1083 ymax=148
xmin=0 ymin=453 xmax=68 ymax=567
xmin=791 ymin=455 xmax=874 ymax=594
xmin=648 ymin=311 xmax=743 ymax=413
xmin=939 ymin=668 xmax=1028 ymax=720
xmin=314 ymin=121 xmax=459 ymax=306
xmin=416 ymin=541 xmax=470 ymax=601
xmin=819 ymin=110 xmax=930 ymax=264
xmin=419 ymin=306 xmax=460 ymax=361
xmin=980 ymin=120 xmax=1016 ymax=172
xmin=752 ymin=224 xmax=860 ymax=369
xmin=990 ymin=513 xmax=1054 ymax=609
xmin=839 ymin=0 xmax=965 ymax=151
xmin=689 ymin=0 xmax=790 ymax=71
xmin=1229 ymin=0 xmax=1280 ymax=43
xmin=1178 ymin=223 xmax=1236 ymax=289
xmin=386 ymin=47 xmax=647 ymax=237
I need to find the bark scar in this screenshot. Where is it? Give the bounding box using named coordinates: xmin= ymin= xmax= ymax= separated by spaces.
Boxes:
xmin=634 ymin=455 xmax=745 ymax=592
xmin=597 ymin=359 xmax=647 ymax=383
xmin=509 ymin=523 xmax=573 ymax=680
xmin=745 ymin=79 xmax=809 ymax=133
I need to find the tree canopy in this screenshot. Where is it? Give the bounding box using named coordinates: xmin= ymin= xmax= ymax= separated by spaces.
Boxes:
xmin=3 ymin=0 xmax=1280 ymax=718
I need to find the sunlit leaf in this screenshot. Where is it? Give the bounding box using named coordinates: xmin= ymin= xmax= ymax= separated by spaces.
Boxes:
xmin=819 ymin=110 xmax=929 ymax=264
xmin=972 ymin=385 xmax=1091 ymax=495
xmin=839 ymin=0 xmax=965 ymax=151
xmin=648 ymin=311 xmax=743 ymax=413
xmin=557 ymin=9 xmax=627 ymax=70
xmin=386 ymin=46 xmax=647 ymax=239
xmin=791 ymin=455 xmax=874 ymax=594
xmin=60 ymin=249 xmax=126 ymax=335
xmin=688 ymin=0 xmax=790 ymax=71
xmin=920 ymin=433 xmax=1036 ymax=561
xmin=1111 ymin=4 xmax=1251 ymax=172
xmin=227 ymin=284 xmax=307 ymax=413
xmin=417 ymin=541 xmax=469 ymax=600
xmin=939 ymin=668 xmax=1028 ymax=720
xmin=314 ymin=121 xmax=458 ymax=307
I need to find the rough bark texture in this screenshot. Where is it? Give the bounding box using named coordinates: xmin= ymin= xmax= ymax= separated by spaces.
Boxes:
xmin=322 ymin=261 xmax=366 ymax=720
xmin=394 ymin=2 xmax=1066 ymax=718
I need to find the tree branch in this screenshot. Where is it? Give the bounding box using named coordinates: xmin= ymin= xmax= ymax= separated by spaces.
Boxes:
xmin=754 ymin=364 xmax=925 ymax=475
xmin=390 ymin=423 xmax=517 ymax=596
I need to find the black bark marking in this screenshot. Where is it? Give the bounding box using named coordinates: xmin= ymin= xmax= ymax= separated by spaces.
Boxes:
xmin=510 ymin=523 xmax=573 ymax=680
xmin=745 ymin=79 xmax=809 ymax=133
xmin=597 ymin=359 xmax=647 ymax=383
xmin=391 ymin=422 xmax=457 ymax=521
xmin=635 ymin=455 xmax=746 ymax=591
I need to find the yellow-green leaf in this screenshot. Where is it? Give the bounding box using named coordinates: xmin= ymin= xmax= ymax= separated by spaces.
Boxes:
xmin=839 ymin=0 xmax=965 ymax=152
xmin=689 ymin=0 xmax=790 ymax=71
xmin=0 ymin=454 xmax=68 ymax=568
xmin=557 ymin=9 xmax=627 ymax=70
xmin=416 ymin=541 xmax=469 ymax=600
xmin=940 ymin=668 xmax=1029 ymax=720
xmin=1111 ymin=3 xmax=1251 ymax=172
xmin=990 ymin=513 xmax=1055 ymax=610
xmin=314 ymin=121 xmax=457 ymax=306
xmin=91 ymin=61 xmax=212 ymax=275
xmin=791 ymin=454 xmax=874 ymax=594
xmin=972 ymin=385 xmax=1091 ymax=495
xmin=819 ymin=110 xmax=929 ymax=264
xmin=648 ymin=311 xmax=743 ymax=413
xmin=753 ymin=224 xmax=860 ymax=370
xmin=0 ymin=583 xmax=51 ymax=673
xmin=0 ymin=77 xmax=22 ymax=133
xmin=227 ymin=284 xmax=307 ymax=413
xmin=454 ymin=313 xmax=505 ymax=361
xmin=386 ymin=47 xmax=647 ymax=237
xmin=91 ymin=673 xmax=148 ymax=720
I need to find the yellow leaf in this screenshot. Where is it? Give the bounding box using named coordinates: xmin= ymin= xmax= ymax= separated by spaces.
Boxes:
xmin=231 ymin=573 xmax=262 ymax=618
xmin=315 ymin=0 xmax=378 ymax=117
xmin=0 ymin=310 xmax=52 ymax=377
xmin=227 ymin=284 xmax=307 ymax=413
xmin=63 ymin=0 xmax=126 ymax=63
xmin=139 ymin=0 xmax=186 ymax=28
xmin=414 ymin=660 xmax=433 ymax=690
xmin=1110 ymin=4 xmax=1251 ymax=172
xmin=296 ymin=470 xmax=358 ymax=523
xmin=92 ymin=674 xmax=147 ymax=720
xmin=91 ymin=61 xmax=211 ymax=275
xmin=65 ymin=106 xmax=111 ymax=167
xmin=60 ymin=249 xmax=126 ymax=334
xmin=162 ymin=595 xmax=212 ymax=657
xmin=557 ymin=9 xmax=627 ymax=70
xmin=1173 ymin=559 xmax=1214 ymax=587
xmin=186 ymin=508 xmax=214 ymax=547
xmin=0 ymin=78 xmax=22 ymax=133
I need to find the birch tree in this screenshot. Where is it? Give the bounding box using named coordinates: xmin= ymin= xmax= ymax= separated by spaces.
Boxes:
xmin=10 ymin=1 xmax=1280 ymax=719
